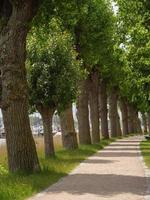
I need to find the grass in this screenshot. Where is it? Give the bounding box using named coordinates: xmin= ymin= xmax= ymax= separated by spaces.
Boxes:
xmin=0 ymin=136 xmax=115 ymax=200
xmin=140 ymin=139 xmax=150 ymax=168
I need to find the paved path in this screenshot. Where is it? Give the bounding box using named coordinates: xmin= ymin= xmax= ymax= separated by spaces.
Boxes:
xmin=29 ymin=136 xmax=148 ymax=200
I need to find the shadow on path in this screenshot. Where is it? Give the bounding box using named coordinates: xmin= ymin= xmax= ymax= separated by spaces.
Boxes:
xmin=48 ymin=173 xmax=147 ymax=197
xmin=114 ymin=140 xmax=141 ymax=143
xmin=110 ymin=144 xmax=139 ymax=146
xmin=97 ymin=151 xmax=140 ymax=157
xmin=103 ymin=148 xmax=139 ymax=151
xmin=83 ymin=159 xmax=118 ymax=164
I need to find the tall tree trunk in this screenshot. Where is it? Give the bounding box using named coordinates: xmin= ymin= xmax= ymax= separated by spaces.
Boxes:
xmin=137 ymin=117 xmax=142 ymax=133
xmin=38 ymin=106 xmax=55 ymax=157
xmin=132 ymin=108 xmax=138 ymax=133
xmin=74 ymin=24 xmax=91 ymax=144
xmin=147 ymin=113 xmax=150 ymax=133
xmin=134 ymin=111 xmax=142 ymax=133
xmin=127 ymin=104 xmax=135 ymax=133
xmin=109 ymin=88 xmax=117 ymax=137
xmin=60 ymin=104 xmax=78 ymax=150
xmin=117 ymin=111 xmax=122 ymax=137
xmin=119 ymin=99 xmax=128 ymax=135
xmin=109 ymin=87 xmax=121 ymax=137
xmin=142 ymin=113 xmax=148 ymax=133
xmin=0 ymin=1 xmax=40 ymax=172
xmin=99 ymin=80 xmax=109 ymax=139
xmin=89 ymin=72 xmax=100 ymax=143
xmin=77 ymin=79 xmax=91 ymax=144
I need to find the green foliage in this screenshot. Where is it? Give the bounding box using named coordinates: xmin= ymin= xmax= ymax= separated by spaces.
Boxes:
xmin=32 ymin=0 xmax=117 ymax=98
xmin=100 ymin=45 xmax=127 ymax=88
xmin=27 ymin=18 xmax=82 ymax=112
xmin=54 ymin=0 xmax=115 ymax=66
xmin=114 ymin=0 xmax=150 ymax=112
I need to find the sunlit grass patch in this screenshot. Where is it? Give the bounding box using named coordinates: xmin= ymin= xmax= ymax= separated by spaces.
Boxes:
xmin=140 ymin=140 xmax=150 ymax=168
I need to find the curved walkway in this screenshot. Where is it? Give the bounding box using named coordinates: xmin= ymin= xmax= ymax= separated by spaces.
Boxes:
xmin=29 ymin=136 xmax=148 ymax=200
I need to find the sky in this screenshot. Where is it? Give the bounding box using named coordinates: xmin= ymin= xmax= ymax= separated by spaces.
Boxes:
xmin=112 ymin=1 xmax=119 ymax=15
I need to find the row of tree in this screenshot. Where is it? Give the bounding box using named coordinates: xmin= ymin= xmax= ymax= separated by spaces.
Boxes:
xmin=0 ymin=0 xmax=149 ymax=173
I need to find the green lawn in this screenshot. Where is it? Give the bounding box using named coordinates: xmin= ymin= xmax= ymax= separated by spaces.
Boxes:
xmin=0 ymin=138 xmax=114 ymax=200
xmin=140 ymin=140 xmax=150 ymax=168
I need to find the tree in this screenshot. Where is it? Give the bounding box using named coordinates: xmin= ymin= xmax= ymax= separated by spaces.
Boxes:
xmin=60 ymin=104 xmax=78 ymax=150
xmin=0 ymin=0 xmax=41 ymax=172
xmin=54 ymin=0 xmax=115 ymax=144
xmin=100 ymin=45 xmax=126 ymax=138
xmin=119 ymin=98 xmax=128 ymax=135
xmin=99 ymin=79 xmax=109 ymax=139
xmin=116 ymin=0 xmax=150 ymax=86
xmin=27 ymin=19 xmax=81 ymax=156
xmin=115 ymin=0 xmax=150 ymax=135
xmin=89 ymin=70 xmax=100 ymax=143
xmin=142 ymin=113 xmax=148 ymax=133
xmin=108 ymin=87 xmax=122 ymax=137
xmin=147 ymin=113 xmax=150 ymax=133
xmin=76 ymin=78 xmax=91 ymax=144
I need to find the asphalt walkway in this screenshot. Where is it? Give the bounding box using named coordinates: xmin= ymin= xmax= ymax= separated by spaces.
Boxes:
xmin=29 ymin=136 xmax=148 ymax=200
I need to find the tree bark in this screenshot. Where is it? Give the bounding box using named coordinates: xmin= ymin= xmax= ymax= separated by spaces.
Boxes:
xmin=147 ymin=113 xmax=150 ymax=133
xmin=134 ymin=111 xmax=142 ymax=133
xmin=142 ymin=113 xmax=148 ymax=133
xmin=99 ymin=80 xmax=109 ymax=139
xmin=137 ymin=117 xmax=142 ymax=133
xmin=77 ymin=79 xmax=91 ymax=144
xmin=119 ymin=98 xmax=128 ymax=135
xmin=128 ymin=105 xmax=142 ymax=134
xmin=60 ymin=104 xmax=78 ymax=150
xmin=0 ymin=1 xmax=40 ymax=172
xmin=127 ymin=104 xmax=135 ymax=133
xmin=109 ymin=89 xmax=118 ymax=137
xmin=74 ymin=23 xmax=91 ymax=144
xmin=89 ymin=72 xmax=100 ymax=143
xmin=117 ymin=111 xmax=122 ymax=137
xmin=132 ymin=108 xmax=137 ymax=133
xmin=38 ymin=106 xmax=55 ymax=157
xmin=109 ymin=87 xmax=122 ymax=137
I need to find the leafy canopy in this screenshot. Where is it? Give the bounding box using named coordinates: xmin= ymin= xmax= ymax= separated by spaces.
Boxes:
xmin=27 ymin=18 xmax=82 ymax=112
xmin=115 ymin=0 xmax=150 ymax=112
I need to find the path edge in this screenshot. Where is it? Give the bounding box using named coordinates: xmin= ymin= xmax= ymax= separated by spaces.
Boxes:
xmin=139 ymin=139 xmax=150 ymax=200
xmin=27 ymin=140 xmax=116 ymax=200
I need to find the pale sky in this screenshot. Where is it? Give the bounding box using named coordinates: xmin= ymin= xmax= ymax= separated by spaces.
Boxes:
xmin=112 ymin=1 xmax=119 ymax=15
